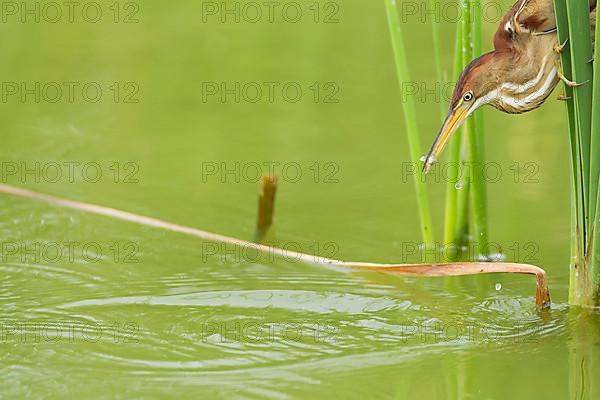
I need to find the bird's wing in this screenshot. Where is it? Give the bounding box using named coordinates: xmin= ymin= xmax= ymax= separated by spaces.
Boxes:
xmin=494 ymin=0 xmax=596 ymax=50
xmin=512 ymin=0 xmax=556 ymax=34
xmin=511 ymin=0 xmax=596 ymax=33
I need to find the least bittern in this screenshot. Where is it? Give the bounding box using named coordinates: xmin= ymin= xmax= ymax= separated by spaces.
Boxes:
xmin=422 ymin=0 xmax=597 ymax=173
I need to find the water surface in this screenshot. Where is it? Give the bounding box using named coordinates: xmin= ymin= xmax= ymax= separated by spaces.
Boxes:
xmin=1 ymin=0 xmax=599 ymax=398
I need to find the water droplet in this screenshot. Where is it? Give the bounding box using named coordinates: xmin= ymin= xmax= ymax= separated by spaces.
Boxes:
xmin=495 ymin=283 xmax=502 ymax=291
xmin=455 ymin=183 xmax=463 ymax=190
xmin=420 ymin=155 xmax=436 ymax=164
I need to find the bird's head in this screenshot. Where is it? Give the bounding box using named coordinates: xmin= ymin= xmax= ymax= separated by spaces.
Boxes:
xmin=422 ymin=51 xmax=501 ymax=173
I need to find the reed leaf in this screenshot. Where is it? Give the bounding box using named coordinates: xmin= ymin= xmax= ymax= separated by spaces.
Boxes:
xmin=566 ymin=1 xmax=594 ymax=237
xmin=453 ymin=0 xmax=474 ymax=249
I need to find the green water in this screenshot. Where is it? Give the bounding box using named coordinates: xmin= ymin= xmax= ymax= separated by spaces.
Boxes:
xmin=1 ymin=0 xmax=599 ymax=398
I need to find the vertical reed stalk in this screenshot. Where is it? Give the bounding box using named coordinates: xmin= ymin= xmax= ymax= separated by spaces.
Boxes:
xmin=554 ymin=0 xmax=600 ymax=306
xmin=385 ymin=0 xmax=488 ymax=260
xmin=443 ymin=26 xmax=465 ymax=248
xmin=467 ymin=0 xmax=489 ymax=258
xmin=445 ymin=0 xmax=488 ymax=258
xmin=453 ymin=0 xmax=474 ymax=247
xmin=384 ymin=0 xmax=435 ymax=245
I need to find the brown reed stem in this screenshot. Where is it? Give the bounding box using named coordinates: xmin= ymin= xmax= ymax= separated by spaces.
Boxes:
xmin=0 ymin=183 xmax=550 ymax=312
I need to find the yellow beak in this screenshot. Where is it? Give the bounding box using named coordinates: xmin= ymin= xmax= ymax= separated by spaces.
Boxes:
xmin=422 ymin=106 xmax=471 ymax=173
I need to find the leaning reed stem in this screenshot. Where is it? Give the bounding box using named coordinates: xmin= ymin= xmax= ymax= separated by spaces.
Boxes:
xmin=384 ymin=0 xmax=435 ymax=245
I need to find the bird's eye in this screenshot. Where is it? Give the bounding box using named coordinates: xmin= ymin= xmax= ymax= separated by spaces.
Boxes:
xmin=463 ymin=91 xmax=473 ymax=102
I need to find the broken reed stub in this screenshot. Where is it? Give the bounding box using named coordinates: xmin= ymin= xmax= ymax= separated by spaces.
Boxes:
xmin=255 ymin=175 xmax=278 ymax=241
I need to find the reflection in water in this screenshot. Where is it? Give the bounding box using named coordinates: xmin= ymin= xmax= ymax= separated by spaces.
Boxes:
xmin=569 ymin=310 xmax=600 ymax=400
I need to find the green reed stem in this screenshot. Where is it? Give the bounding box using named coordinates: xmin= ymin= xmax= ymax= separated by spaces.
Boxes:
xmin=384 ymin=0 xmax=435 ymax=245
xmin=443 ymin=25 xmax=465 ymax=248
xmin=588 ymin=9 xmax=600 ymax=305
xmin=444 ymin=0 xmax=487 ymax=257
xmin=466 ymin=0 xmax=488 ymax=257
xmin=452 ymin=0 xmax=473 ymax=250
xmin=429 ymin=0 xmax=446 ymax=120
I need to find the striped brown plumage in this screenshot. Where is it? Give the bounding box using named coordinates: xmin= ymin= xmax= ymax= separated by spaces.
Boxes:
xmin=422 ymin=0 xmax=597 ymax=172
